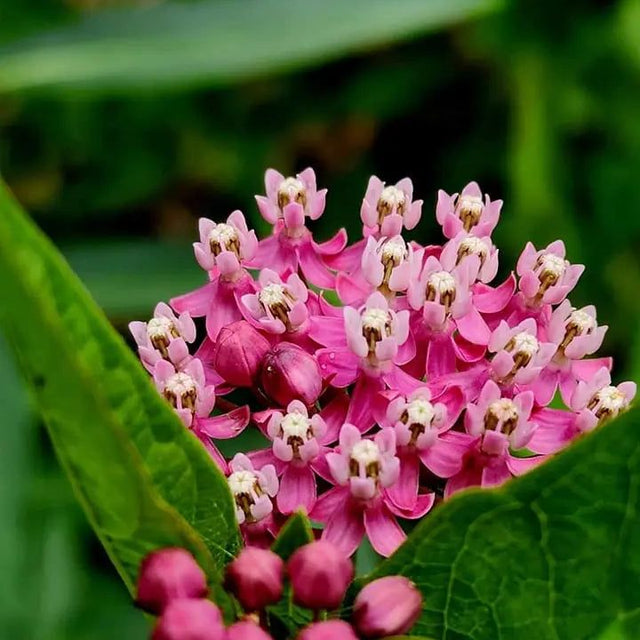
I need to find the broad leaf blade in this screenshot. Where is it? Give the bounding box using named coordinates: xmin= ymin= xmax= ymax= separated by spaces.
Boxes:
xmin=0 ymin=0 xmax=500 ymax=93
xmin=0 ymin=181 xmax=240 ymax=604
xmin=364 ymin=408 xmax=640 ymax=640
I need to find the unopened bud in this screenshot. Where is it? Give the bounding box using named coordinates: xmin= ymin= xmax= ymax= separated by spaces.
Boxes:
xmin=352 ymin=576 xmax=422 ymax=638
xmin=287 ymin=541 xmax=354 ymax=610
xmin=296 ymin=620 xmax=359 ymax=640
xmin=136 ymin=548 xmax=208 ymax=615
xmin=212 ymin=320 xmax=270 ymax=387
xmin=227 ymin=621 xmax=274 ymax=640
xmin=225 ymin=547 xmax=284 ymax=611
xmin=151 ymin=599 xmax=225 ymax=640
xmin=260 ymin=342 xmax=322 ymax=407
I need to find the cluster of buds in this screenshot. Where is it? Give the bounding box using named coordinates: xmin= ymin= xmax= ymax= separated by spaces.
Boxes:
xmin=131 ymin=168 xmax=636 ymax=557
xmin=137 ymin=543 xmax=422 ymax=639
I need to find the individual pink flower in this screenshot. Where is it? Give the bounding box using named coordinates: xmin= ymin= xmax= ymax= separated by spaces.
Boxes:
xmin=360 ymin=175 xmax=423 ymax=238
xmin=227 ymin=453 xmax=279 ymax=546
xmin=256 ymin=167 xmax=327 ymax=224
xmin=312 ymin=292 xmax=417 ymax=430
xmin=530 ymin=300 xmax=610 ymax=405
xmin=516 ymin=240 xmax=584 ymax=307
xmin=570 ymin=367 xmax=636 ymax=433
xmin=436 ymin=181 xmax=502 ymax=239
xmin=406 ymin=252 xmax=490 ymax=376
xmin=248 ymin=396 xmax=347 ymax=514
xmin=154 ymin=359 xmax=250 ymax=471
xmin=488 ymin=318 xmax=556 ymax=387
xmin=336 ymin=236 xmax=413 ymax=306
xmin=446 ymin=380 xmax=542 ymax=495
xmin=439 ymin=231 xmax=499 ymax=284
xmin=380 ymin=386 xmax=472 ymax=510
xmin=171 ymin=211 xmax=257 ymax=340
xmin=313 ymin=425 xmax=433 ymax=557
xmin=528 ymin=367 xmax=636 ymax=454
xmin=249 ymin=168 xmax=346 ymax=288
xmin=129 ymin=302 xmax=196 ymax=373
xmin=241 ymin=268 xmax=310 ymax=335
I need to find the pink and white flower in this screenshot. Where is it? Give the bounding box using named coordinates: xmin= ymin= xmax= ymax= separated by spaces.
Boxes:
xmin=153 ymin=359 xmax=250 ymax=471
xmin=446 ymin=381 xmax=542 ymax=495
xmin=488 ymin=318 xmax=556 ymax=386
xmin=249 ymin=168 xmax=346 ymax=288
xmin=241 ymin=269 xmax=311 ymax=336
xmin=129 ymin=302 xmax=196 ymax=373
xmin=248 ymin=396 xmax=347 ymax=515
xmin=439 ymin=231 xmax=499 ymax=284
xmin=171 ymin=212 xmax=257 ymax=340
xmin=227 ymin=453 xmax=279 ymax=547
xmin=360 ymin=176 xmax=423 ymax=238
xmin=313 ymin=425 xmax=432 ymax=557
xmin=530 ymin=300 xmax=610 ymax=405
xmin=436 ymin=181 xmax=502 ymax=239
xmin=516 ymin=240 xmax=584 ymax=307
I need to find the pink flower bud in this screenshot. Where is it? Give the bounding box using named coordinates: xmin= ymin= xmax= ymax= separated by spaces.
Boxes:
xmin=227 ymin=621 xmax=274 ymax=640
xmin=260 ymin=342 xmax=322 ymax=407
xmin=151 ymin=599 xmax=225 ymax=640
xmin=224 ymin=547 xmax=285 ymax=611
xmin=212 ymin=320 xmax=270 ymax=387
xmin=296 ymin=621 xmax=359 ymax=640
xmin=352 ymin=576 xmax=422 ymax=638
xmin=136 ymin=548 xmax=208 ymax=615
xmin=287 ymin=541 xmax=354 ymax=610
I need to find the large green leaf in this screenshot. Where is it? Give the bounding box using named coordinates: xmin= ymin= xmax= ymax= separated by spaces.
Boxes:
xmin=0 ymin=180 xmax=240 ymax=608
xmin=0 ymin=0 xmax=500 ymax=93
xmin=361 ymin=408 xmax=640 ymax=640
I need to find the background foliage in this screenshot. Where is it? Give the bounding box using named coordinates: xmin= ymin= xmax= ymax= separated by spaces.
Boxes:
xmin=1 ymin=0 xmax=639 ymax=638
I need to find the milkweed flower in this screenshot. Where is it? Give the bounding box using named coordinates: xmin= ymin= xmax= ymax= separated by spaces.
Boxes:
xmin=129 ymin=302 xmax=196 ymax=373
xmin=249 ymin=168 xmax=346 ymax=288
xmin=436 ymin=181 xmax=502 ymax=239
xmin=171 ymin=211 xmax=258 ymax=340
xmin=130 ymin=167 xmax=631 ymax=559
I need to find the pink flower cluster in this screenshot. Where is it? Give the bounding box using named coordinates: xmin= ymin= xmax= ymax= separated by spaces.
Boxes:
xmin=131 ymin=169 xmax=636 ymax=558
xmin=137 ymin=542 xmax=422 ymax=640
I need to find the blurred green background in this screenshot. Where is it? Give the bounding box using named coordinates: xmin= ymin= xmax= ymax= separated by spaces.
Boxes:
xmin=1 ymin=0 xmax=640 ymax=637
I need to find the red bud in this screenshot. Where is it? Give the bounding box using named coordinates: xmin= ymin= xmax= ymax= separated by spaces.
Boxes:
xmin=260 ymin=342 xmax=322 ymax=407
xmin=287 ymin=541 xmax=354 ymax=610
xmin=224 ymin=547 xmax=284 ymax=611
xmin=151 ymin=599 xmax=225 ymax=640
xmin=296 ymin=620 xmax=359 ymax=640
xmin=136 ymin=548 xmax=208 ymax=615
xmin=212 ymin=321 xmax=270 ymax=387
xmin=227 ymin=621 xmax=274 ymax=640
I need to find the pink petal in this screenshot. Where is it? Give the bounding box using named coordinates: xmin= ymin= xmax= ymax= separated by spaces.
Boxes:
xmin=419 ymin=432 xmax=475 ymax=477
xmin=313 ymin=228 xmax=348 ymax=255
xmin=316 ymin=348 xmax=360 ymax=387
xmin=311 ymin=485 xmax=350 ymax=521
xmin=336 ymin=272 xmax=371 ymax=306
xmin=426 ymin=335 xmax=456 ymax=377
xmin=481 ymin=462 xmax=512 ymax=487
xmin=364 ymin=501 xmax=405 ymax=558
xmin=473 ymin=274 xmax=516 ymax=314
xmin=197 ymin=406 xmax=250 ymax=439
xmin=277 ymin=465 xmax=317 ymax=515
xmin=298 ymin=242 xmax=336 ymax=289
xmin=171 ymin=282 xmax=216 ymax=317
xmin=346 ymin=376 xmax=385 ymax=433
xmin=386 ymin=453 xmax=419 ymax=511
xmin=321 ymin=501 xmax=365 ymax=557
xmin=456 ymin=306 xmax=491 ymax=345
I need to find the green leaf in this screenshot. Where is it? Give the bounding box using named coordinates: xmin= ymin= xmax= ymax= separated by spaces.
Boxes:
xmin=0 ymin=0 xmax=500 ymax=94
xmin=362 ymin=408 xmax=640 ymax=640
xmin=272 ymin=511 xmax=314 ymax=562
xmin=0 ymin=180 xmax=241 ymax=610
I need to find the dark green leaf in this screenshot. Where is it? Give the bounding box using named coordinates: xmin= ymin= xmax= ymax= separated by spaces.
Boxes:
xmin=0 ymin=180 xmax=240 ymax=611
xmin=272 ymin=511 xmax=314 ymax=562
xmin=0 ymin=0 xmax=500 ymax=93
xmin=363 ymin=408 xmax=640 ymax=640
